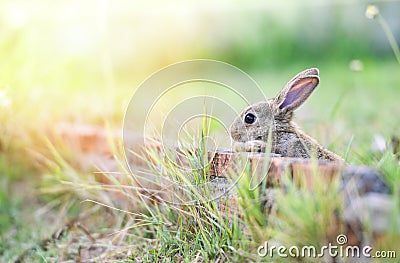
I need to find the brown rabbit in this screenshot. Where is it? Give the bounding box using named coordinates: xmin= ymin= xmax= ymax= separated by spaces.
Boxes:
xmin=230 ymin=68 xmax=343 ymax=162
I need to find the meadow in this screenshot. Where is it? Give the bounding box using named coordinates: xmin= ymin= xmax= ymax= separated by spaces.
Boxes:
xmin=0 ymin=1 xmax=399 ymax=262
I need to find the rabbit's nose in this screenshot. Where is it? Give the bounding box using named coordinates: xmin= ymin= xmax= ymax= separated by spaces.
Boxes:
xmin=229 ymin=126 xmax=236 ymax=139
xmin=229 ymin=125 xmax=239 ymax=141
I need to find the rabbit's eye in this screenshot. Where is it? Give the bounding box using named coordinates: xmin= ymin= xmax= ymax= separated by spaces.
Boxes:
xmin=244 ymin=113 xmax=256 ymax=124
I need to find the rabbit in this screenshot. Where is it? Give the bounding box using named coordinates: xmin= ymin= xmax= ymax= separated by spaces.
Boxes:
xmin=230 ymin=68 xmax=343 ymax=162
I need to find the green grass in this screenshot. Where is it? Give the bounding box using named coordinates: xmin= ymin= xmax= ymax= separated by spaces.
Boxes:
xmin=20 ymin=107 xmax=396 ymax=262
xmin=1 ymin=59 xmax=399 ymax=261
xmin=110 ymin=135 xmax=398 ymax=262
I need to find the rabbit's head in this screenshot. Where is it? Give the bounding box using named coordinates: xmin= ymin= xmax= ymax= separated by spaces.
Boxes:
xmin=230 ymin=68 xmax=320 ymax=151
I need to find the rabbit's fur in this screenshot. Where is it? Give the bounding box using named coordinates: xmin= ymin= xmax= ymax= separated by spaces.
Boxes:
xmin=230 ymin=68 xmax=343 ymax=162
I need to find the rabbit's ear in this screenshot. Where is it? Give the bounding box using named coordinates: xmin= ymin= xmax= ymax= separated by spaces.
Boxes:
xmin=275 ymin=68 xmax=319 ymax=112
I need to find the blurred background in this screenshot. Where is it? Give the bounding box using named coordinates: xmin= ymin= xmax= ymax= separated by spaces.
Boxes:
xmin=0 ymin=0 xmax=399 ymax=260
xmin=1 ymin=1 xmax=399 ymax=119
xmin=1 ymin=0 xmax=399 ymax=130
